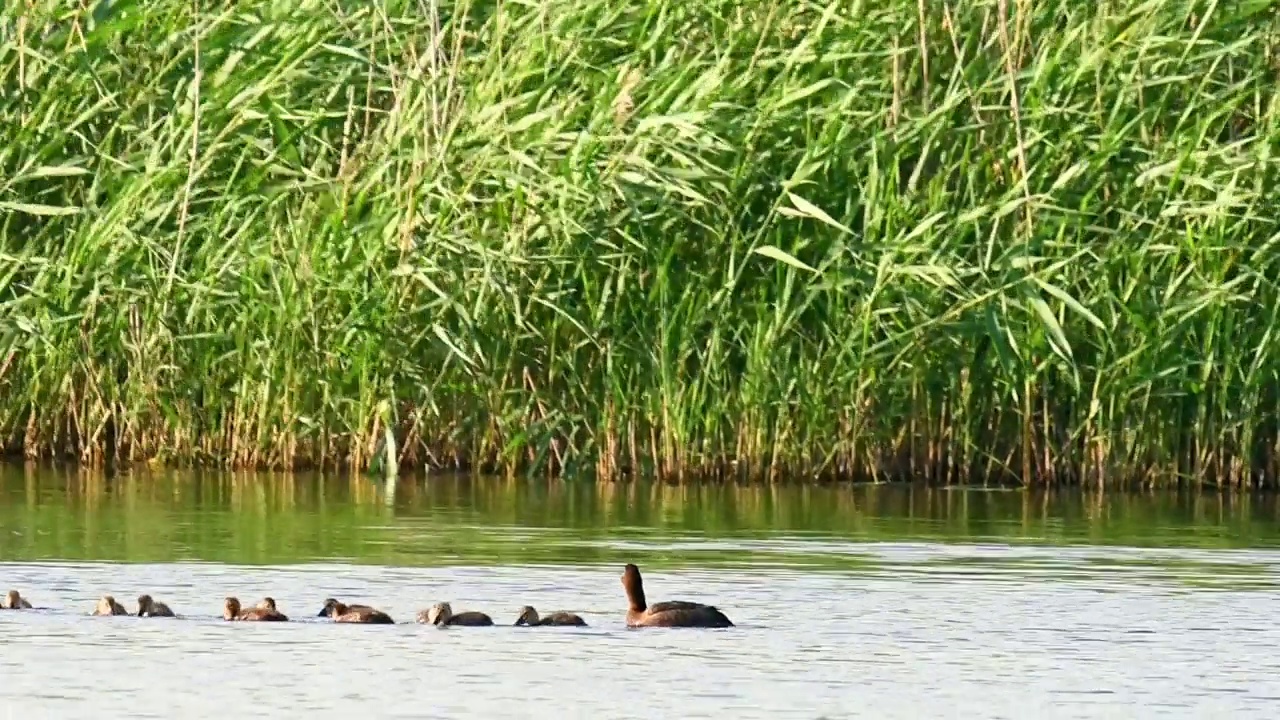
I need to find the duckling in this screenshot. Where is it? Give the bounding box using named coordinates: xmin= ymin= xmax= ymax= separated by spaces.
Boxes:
xmin=2 ymin=590 xmax=32 ymax=609
xmin=620 ymin=563 xmax=733 ymax=628
xmin=224 ymin=596 xmax=288 ymax=622
xmin=419 ymin=601 xmax=493 ymax=627
xmin=136 ymin=594 xmax=176 ymax=617
xmin=514 ymin=605 xmax=587 ymax=627
xmin=255 ymin=597 xmax=288 ymax=619
xmin=319 ymin=598 xmax=394 ymax=624
xmin=316 ymin=597 xmax=376 ymax=618
xmin=92 ymin=595 xmax=130 ymax=616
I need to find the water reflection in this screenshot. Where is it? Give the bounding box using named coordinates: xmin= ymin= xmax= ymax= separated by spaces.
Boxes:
xmin=2 ymin=464 xmax=1280 ymax=568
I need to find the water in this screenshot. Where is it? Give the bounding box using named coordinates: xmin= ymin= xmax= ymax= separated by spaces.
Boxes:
xmin=3 ymin=466 xmax=1280 ymax=718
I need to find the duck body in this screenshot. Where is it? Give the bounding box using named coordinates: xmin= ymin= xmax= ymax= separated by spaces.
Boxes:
xmin=316 ymin=597 xmax=375 ymax=618
xmin=224 ymin=597 xmax=289 ymax=622
xmin=420 ymin=602 xmax=493 ymax=626
xmin=320 ymin=598 xmax=394 ymax=624
xmin=239 ymin=605 xmax=289 ymax=621
xmin=437 ymin=610 xmax=494 ymax=626
xmin=136 ymin=594 xmax=176 ymax=617
xmin=2 ymin=590 xmax=32 ymax=609
xmin=621 ymin=563 xmax=733 ymax=628
xmin=93 ymin=595 xmax=130 ymax=616
xmin=250 ymin=597 xmax=289 ymax=621
xmin=514 ymin=605 xmax=587 ymax=627
xmin=625 ymin=602 xmax=734 ymax=628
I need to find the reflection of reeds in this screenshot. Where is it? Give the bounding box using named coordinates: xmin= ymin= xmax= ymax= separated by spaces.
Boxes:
xmin=1 ymin=466 xmax=407 ymax=563
xmin=1 ymin=3 xmax=1278 ymax=487
xmin=2 ymin=469 xmax=1279 ymax=565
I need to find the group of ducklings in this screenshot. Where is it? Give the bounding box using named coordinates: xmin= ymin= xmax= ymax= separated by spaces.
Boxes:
xmin=310 ymin=597 xmax=584 ymax=627
xmin=88 ymin=593 xmax=175 ymax=617
xmin=2 ymin=563 xmax=735 ymax=629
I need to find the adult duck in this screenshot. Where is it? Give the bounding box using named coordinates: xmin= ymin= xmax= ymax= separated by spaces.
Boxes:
xmin=2 ymin=590 xmax=32 ymax=609
xmin=319 ymin=598 xmax=394 ymax=624
xmin=514 ymin=605 xmax=587 ymax=627
xmin=419 ymin=602 xmax=493 ymax=626
xmin=620 ymin=563 xmax=733 ymax=628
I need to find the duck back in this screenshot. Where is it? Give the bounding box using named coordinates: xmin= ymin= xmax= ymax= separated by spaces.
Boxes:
xmin=534 ymin=611 xmax=587 ymax=627
xmin=239 ymin=607 xmax=289 ymax=622
xmin=629 ymin=603 xmax=733 ymax=628
xmin=336 ymin=608 xmax=395 ymax=624
xmin=446 ymin=610 xmax=494 ymax=626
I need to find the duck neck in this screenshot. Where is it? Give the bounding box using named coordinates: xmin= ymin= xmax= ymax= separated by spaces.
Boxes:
xmin=626 ymin=582 xmax=647 ymax=613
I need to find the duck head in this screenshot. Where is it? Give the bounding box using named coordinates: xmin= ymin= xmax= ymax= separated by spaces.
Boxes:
xmin=514 ymin=605 xmax=539 ymax=626
xmin=426 ymin=602 xmax=453 ymax=626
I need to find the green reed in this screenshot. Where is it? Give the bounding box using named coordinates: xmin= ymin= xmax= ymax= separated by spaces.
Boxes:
xmin=2 ymin=0 xmax=1279 ymax=487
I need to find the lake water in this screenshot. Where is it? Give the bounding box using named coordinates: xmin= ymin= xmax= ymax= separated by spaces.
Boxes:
xmin=3 ymin=465 xmax=1280 ymax=718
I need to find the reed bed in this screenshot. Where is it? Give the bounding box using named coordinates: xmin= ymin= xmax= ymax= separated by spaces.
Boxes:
xmin=2 ymin=0 xmax=1279 ymax=487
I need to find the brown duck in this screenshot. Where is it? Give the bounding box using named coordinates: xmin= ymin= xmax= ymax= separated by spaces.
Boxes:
xmin=419 ymin=602 xmax=493 ymax=626
xmin=2 ymin=590 xmax=32 ymax=609
xmin=255 ymin=597 xmax=288 ymax=618
xmin=136 ymin=594 xmax=176 ymax=617
xmin=320 ymin=598 xmax=394 ymax=624
xmin=621 ymin=563 xmax=733 ymax=628
xmin=316 ymin=597 xmax=375 ymax=617
xmin=224 ymin=596 xmax=288 ymax=622
xmin=92 ymin=595 xmax=130 ymax=616
xmin=514 ymin=605 xmax=587 ymax=627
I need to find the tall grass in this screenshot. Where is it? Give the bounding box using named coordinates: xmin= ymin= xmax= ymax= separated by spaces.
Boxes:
xmin=2 ymin=0 xmax=1279 ymax=487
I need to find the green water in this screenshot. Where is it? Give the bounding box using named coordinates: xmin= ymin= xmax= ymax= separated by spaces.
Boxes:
xmin=4 ymin=465 xmax=1280 ymax=568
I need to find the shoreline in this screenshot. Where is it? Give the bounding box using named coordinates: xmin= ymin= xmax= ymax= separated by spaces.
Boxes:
xmin=2 ymin=453 xmax=1279 ymax=493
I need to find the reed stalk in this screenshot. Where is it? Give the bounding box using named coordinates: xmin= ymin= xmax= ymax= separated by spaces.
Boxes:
xmin=2 ymin=0 xmax=1278 ymax=487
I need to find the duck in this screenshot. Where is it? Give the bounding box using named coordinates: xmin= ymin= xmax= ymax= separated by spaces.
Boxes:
xmin=136 ymin=594 xmax=176 ymax=617
xmin=319 ymin=597 xmax=394 ymax=624
xmin=92 ymin=595 xmax=130 ymax=616
xmin=418 ymin=601 xmax=493 ymax=626
xmin=316 ymin=597 xmax=376 ymax=617
xmin=513 ymin=605 xmax=587 ymax=627
xmin=2 ymin=590 xmax=32 ymax=609
xmin=255 ymin=597 xmax=288 ymax=618
xmin=620 ymin=563 xmax=733 ymax=628
xmin=224 ymin=596 xmax=288 ymax=622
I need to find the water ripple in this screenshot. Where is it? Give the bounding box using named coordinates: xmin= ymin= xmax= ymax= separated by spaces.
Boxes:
xmin=1 ymin=549 xmax=1280 ymax=719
